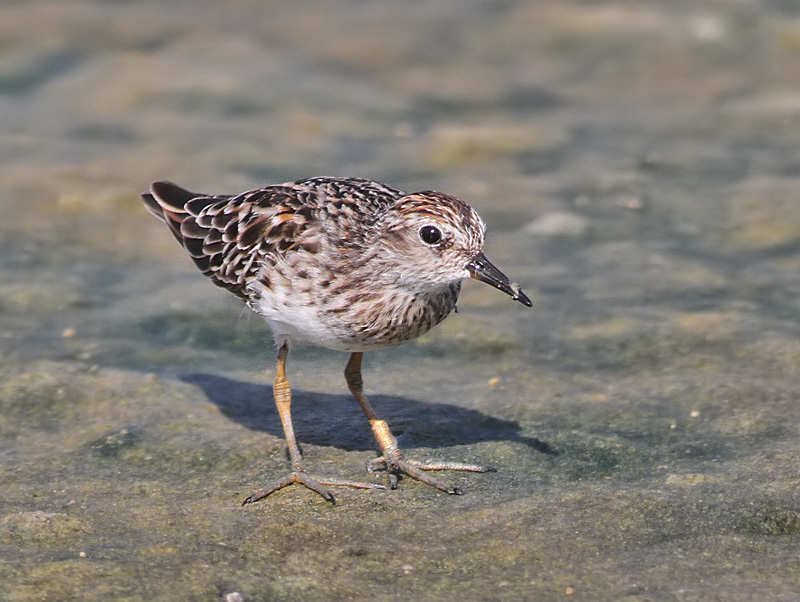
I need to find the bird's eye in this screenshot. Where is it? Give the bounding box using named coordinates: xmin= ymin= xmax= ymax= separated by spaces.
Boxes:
xmin=419 ymin=225 xmax=442 ymax=246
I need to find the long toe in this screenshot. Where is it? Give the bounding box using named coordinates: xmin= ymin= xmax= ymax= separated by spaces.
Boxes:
xmin=242 ymin=473 xmax=300 ymax=505
xmin=368 ymin=452 xmax=493 ymax=494
xmin=396 ymin=459 xmax=464 ymax=494
xmin=405 ymin=459 xmax=496 ymax=473
xmin=242 ymin=471 xmax=386 ymax=505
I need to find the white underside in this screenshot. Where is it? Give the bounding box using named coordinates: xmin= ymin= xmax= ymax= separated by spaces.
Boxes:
xmin=250 ymin=293 xmax=381 ymax=352
xmin=254 ymin=300 xmax=334 ymax=346
xmin=246 ymin=271 xmax=460 ymax=353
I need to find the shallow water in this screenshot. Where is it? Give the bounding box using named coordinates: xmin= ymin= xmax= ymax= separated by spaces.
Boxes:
xmin=2 ymin=1 xmax=800 ymax=600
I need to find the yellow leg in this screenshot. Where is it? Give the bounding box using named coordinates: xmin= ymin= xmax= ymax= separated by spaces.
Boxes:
xmin=273 ymin=343 xmax=303 ymax=472
xmin=344 ymin=352 xmax=494 ymax=495
xmin=242 ymin=343 xmax=386 ymax=505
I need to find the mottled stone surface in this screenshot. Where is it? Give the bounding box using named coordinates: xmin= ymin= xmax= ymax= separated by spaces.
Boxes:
xmin=1 ymin=1 xmax=800 ymax=600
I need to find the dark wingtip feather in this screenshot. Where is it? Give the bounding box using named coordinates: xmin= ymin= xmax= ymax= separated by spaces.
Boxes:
xmin=142 ymin=182 xmax=196 ymax=243
xmin=150 ymin=181 xmax=199 ymax=210
xmin=141 ymin=191 xmax=167 ymax=222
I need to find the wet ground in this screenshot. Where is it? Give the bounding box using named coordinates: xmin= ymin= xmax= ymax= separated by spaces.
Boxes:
xmin=2 ymin=0 xmax=800 ymax=600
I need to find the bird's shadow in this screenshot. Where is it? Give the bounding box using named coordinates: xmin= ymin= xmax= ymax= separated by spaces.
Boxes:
xmin=181 ymin=373 xmax=555 ymax=455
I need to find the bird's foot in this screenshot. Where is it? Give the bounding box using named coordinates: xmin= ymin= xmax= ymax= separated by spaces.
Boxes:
xmin=367 ymin=451 xmax=496 ymax=495
xmin=242 ymin=470 xmax=387 ymax=506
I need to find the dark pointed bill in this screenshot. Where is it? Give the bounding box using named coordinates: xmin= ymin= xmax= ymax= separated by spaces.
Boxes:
xmin=467 ymin=252 xmax=532 ymax=307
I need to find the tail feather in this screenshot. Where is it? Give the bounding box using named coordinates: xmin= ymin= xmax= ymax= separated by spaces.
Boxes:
xmin=141 ymin=181 xmax=204 ymax=243
xmin=151 ymin=181 xmax=200 ymax=209
xmin=141 ymin=191 xmax=167 ymax=222
xmin=141 ymin=180 xmax=253 ymax=300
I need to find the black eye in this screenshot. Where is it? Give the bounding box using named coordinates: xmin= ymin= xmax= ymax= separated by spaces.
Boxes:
xmin=419 ymin=225 xmax=442 ymax=245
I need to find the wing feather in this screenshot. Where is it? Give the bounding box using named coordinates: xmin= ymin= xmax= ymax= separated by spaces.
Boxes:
xmin=142 ymin=177 xmax=407 ymax=303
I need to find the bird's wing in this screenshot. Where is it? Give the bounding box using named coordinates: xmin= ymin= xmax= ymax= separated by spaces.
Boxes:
xmin=143 ymin=181 xmax=320 ymax=300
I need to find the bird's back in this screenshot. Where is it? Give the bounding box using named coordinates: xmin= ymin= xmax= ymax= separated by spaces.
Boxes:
xmin=142 ymin=177 xmax=406 ymax=303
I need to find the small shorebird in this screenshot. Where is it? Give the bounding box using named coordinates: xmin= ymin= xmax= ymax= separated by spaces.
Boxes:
xmin=142 ymin=177 xmax=531 ymax=504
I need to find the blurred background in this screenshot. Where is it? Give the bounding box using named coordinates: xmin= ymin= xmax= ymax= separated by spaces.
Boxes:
xmin=2 ymin=1 xmax=800 ymax=600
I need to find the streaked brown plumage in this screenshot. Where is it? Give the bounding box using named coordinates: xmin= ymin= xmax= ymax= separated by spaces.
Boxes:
xmin=143 ymin=176 xmax=531 ymax=504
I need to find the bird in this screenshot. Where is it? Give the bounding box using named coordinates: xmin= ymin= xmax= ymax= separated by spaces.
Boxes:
xmin=142 ymin=176 xmax=531 ymax=504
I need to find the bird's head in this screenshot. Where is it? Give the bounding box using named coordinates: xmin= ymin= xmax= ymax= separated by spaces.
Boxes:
xmin=377 ymin=191 xmax=531 ymax=306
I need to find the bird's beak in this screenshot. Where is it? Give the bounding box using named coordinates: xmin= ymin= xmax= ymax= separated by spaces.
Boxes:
xmin=467 ymin=252 xmax=532 ymax=307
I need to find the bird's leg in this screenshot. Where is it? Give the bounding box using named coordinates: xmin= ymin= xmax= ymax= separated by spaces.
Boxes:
xmin=344 ymin=352 xmax=494 ymax=495
xmin=242 ymin=343 xmax=386 ymax=506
